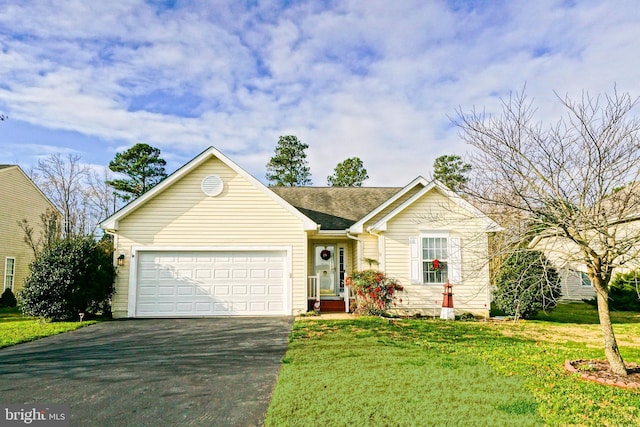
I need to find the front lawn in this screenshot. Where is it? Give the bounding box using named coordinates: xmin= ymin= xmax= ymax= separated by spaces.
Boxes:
xmin=0 ymin=307 xmax=97 ymax=348
xmin=265 ymin=303 xmax=640 ymax=426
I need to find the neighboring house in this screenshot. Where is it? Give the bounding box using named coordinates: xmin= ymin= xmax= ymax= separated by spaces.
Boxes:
xmin=530 ymin=235 xmax=598 ymax=301
xmin=100 ymin=147 xmax=500 ymax=318
xmin=0 ymin=165 xmax=58 ymax=294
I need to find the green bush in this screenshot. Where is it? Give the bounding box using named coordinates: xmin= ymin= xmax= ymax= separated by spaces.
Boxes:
xmin=19 ymin=236 xmax=116 ymax=321
xmin=493 ymin=249 xmax=561 ymax=319
xmin=584 ymin=271 xmax=640 ymax=311
xmin=348 ymin=270 xmax=403 ymax=316
xmin=0 ymin=288 xmax=17 ymax=307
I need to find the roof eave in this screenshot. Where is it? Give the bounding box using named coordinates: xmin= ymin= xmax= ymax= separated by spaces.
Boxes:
xmin=348 ymin=176 xmax=428 ymax=233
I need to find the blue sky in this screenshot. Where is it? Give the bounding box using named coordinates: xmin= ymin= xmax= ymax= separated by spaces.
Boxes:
xmin=1 ymin=0 xmax=640 ymax=186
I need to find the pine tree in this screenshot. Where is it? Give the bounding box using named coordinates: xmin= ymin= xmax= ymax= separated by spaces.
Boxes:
xmin=327 ymin=157 xmax=369 ymax=187
xmin=107 ymin=143 xmax=167 ymax=201
xmin=266 ymin=135 xmax=312 ymax=186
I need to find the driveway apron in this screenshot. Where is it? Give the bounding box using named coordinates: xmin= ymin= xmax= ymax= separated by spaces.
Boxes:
xmin=0 ymin=317 xmax=293 ymax=426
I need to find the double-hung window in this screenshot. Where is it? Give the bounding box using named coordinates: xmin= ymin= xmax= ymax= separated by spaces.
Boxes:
xmin=580 ymin=272 xmax=592 ymax=287
xmin=4 ymin=257 xmax=15 ymax=290
xmin=410 ymin=233 xmax=461 ymax=285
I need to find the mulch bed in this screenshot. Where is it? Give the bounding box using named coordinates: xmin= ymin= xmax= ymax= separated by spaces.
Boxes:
xmin=565 ymin=359 xmax=640 ymax=389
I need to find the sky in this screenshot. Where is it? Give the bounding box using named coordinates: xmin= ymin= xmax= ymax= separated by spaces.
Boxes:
xmin=1 ymin=0 xmax=640 ymax=187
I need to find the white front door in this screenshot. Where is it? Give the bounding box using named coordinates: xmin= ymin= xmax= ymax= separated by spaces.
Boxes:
xmin=314 ymin=245 xmax=338 ymax=296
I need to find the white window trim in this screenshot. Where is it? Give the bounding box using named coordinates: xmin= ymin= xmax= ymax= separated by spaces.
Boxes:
xmin=4 ymin=257 xmax=16 ymax=290
xmin=579 ymin=271 xmax=592 ymax=287
xmin=410 ymin=232 xmax=461 ymax=285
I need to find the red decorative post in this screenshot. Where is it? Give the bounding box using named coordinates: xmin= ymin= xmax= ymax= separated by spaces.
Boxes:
xmin=440 ymin=280 xmax=454 ymax=320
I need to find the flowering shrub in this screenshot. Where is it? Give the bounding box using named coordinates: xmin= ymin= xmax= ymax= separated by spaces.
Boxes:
xmin=347 ymin=270 xmax=404 ymax=316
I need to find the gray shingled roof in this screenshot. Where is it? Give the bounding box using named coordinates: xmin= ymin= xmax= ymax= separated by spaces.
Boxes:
xmin=271 ymin=187 xmax=401 ymax=230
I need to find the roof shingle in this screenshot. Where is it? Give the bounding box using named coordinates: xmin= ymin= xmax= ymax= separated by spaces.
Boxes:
xmin=271 ymin=187 xmax=401 ymax=230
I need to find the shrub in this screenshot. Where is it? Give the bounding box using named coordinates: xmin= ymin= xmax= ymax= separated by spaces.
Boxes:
xmin=0 ymin=288 xmax=17 ymax=307
xmin=493 ymin=249 xmax=561 ymax=319
xmin=457 ymin=312 xmax=476 ymax=321
xmin=348 ymin=270 xmax=403 ymax=316
xmin=584 ymin=271 xmax=640 ymax=311
xmin=19 ymin=236 xmax=116 ymax=321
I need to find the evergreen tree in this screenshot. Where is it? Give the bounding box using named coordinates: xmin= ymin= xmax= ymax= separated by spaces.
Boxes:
xmin=107 ymin=143 xmax=167 ymax=201
xmin=327 ymin=157 xmax=369 ymax=187
xmin=433 ymin=154 xmax=471 ymax=193
xmin=266 ymin=135 xmax=312 ymax=186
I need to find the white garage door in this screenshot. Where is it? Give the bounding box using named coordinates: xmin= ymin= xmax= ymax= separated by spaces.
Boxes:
xmin=135 ymin=250 xmax=288 ymax=317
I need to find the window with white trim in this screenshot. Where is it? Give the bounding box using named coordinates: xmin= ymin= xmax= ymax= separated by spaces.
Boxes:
xmin=580 ymin=272 xmax=592 ymax=287
xmin=410 ymin=234 xmax=461 ymax=285
xmin=4 ymin=257 xmax=15 ymax=290
xmin=422 ymin=237 xmax=448 ymax=283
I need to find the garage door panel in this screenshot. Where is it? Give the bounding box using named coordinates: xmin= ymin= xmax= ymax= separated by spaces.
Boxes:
xmin=214 ymin=286 xmax=229 ymax=296
xmin=269 ymin=286 xmax=284 ymax=295
xmin=232 ymin=285 xmax=248 ymax=295
xmin=135 ymin=250 xmax=288 ymax=317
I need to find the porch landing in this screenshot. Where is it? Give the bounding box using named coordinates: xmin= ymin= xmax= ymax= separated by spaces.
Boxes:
xmin=307 ymin=299 xmax=350 ymax=313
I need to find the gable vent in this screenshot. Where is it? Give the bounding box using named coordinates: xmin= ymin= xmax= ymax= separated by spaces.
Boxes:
xmin=201 ymin=175 xmax=224 ymax=197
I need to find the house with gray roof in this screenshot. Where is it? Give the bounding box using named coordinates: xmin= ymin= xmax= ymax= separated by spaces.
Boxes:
xmin=101 ymin=147 xmax=500 ymax=318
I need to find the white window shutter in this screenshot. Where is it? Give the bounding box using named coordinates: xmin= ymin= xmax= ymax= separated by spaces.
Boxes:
xmin=448 ymin=237 xmax=462 ymax=284
xmin=409 ymin=237 xmax=420 ymax=284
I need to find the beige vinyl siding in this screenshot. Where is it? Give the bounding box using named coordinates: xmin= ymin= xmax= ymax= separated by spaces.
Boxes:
xmin=379 ymin=188 xmax=491 ymax=314
xmin=112 ymin=157 xmax=308 ymax=317
xmin=0 ymin=167 xmax=57 ymax=293
xmin=364 ymin=184 xmax=424 ymax=227
xmin=358 ymin=234 xmax=379 ymax=270
xmin=559 ymin=269 xmax=595 ymax=301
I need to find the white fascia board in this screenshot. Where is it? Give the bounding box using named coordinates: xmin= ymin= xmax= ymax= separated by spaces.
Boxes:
xmin=348 ymin=176 xmax=429 ymax=233
xmin=370 ymin=179 xmax=502 ymax=233
xmin=100 ymin=146 xmax=318 ymax=232
xmin=317 ymin=230 xmax=348 ymax=236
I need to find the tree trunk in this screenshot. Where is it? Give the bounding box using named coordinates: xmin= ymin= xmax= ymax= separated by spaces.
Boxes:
xmin=596 ymin=290 xmax=628 ymax=376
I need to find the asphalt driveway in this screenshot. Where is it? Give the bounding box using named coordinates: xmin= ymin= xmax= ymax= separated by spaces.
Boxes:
xmin=0 ymin=317 xmax=293 ymax=426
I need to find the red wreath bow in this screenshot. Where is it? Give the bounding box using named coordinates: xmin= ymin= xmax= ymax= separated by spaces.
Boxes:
xmin=432 ymin=259 xmax=440 ymax=270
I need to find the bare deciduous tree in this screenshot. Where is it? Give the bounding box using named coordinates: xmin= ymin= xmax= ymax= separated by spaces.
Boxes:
xmin=18 ymin=208 xmax=61 ymax=255
xmin=32 ymin=154 xmax=90 ymax=237
xmin=87 ymin=168 xmax=120 ymax=222
xmin=30 ymin=154 xmax=122 ymax=238
xmin=456 ymin=88 xmax=640 ymax=376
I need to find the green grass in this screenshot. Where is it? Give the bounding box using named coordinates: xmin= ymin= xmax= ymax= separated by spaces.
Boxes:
xmin=265 ymin=303 xmax=640 ymax=427
xmin=0 ymin=307 xmax=97 ymax=348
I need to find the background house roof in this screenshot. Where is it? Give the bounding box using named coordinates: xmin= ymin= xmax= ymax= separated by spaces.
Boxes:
xmin=271 ymin=187 xmax=401 ymax=230
xmin=0 ymin=165 xmax=14 ymax=170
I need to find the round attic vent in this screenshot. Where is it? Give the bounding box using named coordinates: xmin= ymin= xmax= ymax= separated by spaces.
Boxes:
xmin=201 ymin=175 xmax=224 ymax=197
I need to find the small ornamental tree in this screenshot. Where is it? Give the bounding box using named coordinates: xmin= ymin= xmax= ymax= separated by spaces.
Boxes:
xmin=20 ymin=236 xmax=116 ymax=321
xmin=347 ymin=270 xmax=404 ymax=316
xmin=493 ymin=249 xmax=561 ymax=319
xmin=0 ymin=288 xmax=17 ymax=308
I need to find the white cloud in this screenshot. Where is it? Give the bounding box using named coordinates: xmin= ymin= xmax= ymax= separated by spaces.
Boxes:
xmin=1 ymin=0 xmax=640 ymax=185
